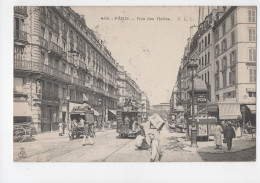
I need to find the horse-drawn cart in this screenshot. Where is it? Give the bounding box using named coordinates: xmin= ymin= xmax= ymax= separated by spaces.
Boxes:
xmin=13 ymin=122 xmax=32 ymax=142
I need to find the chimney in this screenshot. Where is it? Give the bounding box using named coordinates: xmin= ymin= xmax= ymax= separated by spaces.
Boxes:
xmin=80 ymin=14 xmax=85 ymax=19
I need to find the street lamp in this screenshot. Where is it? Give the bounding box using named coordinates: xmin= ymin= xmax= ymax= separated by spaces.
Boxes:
xmin=187 ymin=59 xmax=198 ymax=148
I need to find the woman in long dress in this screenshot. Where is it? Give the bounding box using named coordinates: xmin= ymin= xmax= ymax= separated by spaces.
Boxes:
xmin=214 ymin=122 xmax=223 ymax=150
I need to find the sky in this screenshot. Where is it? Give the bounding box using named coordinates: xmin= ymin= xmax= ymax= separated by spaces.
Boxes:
xmin=72 ymin=6 xmax=199 ymax=105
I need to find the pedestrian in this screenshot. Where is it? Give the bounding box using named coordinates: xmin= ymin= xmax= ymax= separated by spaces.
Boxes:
xmin=235 ymin=122 xmax=242 ymax=138
xmin=135 ymin=125 xmax=150 ymax=150
xmin=213 ymin=122 xmax=223 ymax=150
xmin=82 ymin=117 xmax=94 ymax=146
xmin=148 ymin=133 xmax=160 ymax=162
xmin=224 ymin=122 xmax=236 ymax=151
xmin=58 ymin=121 xmax=63 ymax=136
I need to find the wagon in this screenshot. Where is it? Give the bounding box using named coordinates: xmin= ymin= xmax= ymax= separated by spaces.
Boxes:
xmin=13 ymin=122 xmax=32 ymax=142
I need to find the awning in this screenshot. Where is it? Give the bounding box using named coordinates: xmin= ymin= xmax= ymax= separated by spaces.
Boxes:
xmin=13 ymin=102 xmax=32 ymax=117
xmin=83 ymin=93 xmax=88 ymax=102
xmin=218 ymin=103 xmax=241 ymax=119
xmin=247 ymin=105 xmax=256 ymax=114
xmin=92 ymin=109 xmax=100 ymax=116
xmin=207 ymin=103 xmax=218 ymax=113
xmin=108 ymin=110 xmax=117 ymax=116
xmin=175 ymin=106 xmax=184 ymax=112
xmin=194 ymin=78 xmax=207 ymax=92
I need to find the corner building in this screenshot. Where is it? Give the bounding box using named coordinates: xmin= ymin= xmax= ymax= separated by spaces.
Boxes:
xmin=14 ymin=7 xmax=118 ymax=133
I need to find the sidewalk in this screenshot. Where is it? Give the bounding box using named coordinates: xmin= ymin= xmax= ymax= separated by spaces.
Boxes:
xmin=166 ymin=130 xmax=256 ymax=154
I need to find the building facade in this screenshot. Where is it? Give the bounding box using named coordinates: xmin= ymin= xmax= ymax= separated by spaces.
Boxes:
xmin=116 ymin=65 xmax=142 ymax=108
xmin=14 ymin=6 xmax=119 ymax=133
xmin=171 ymin=6 xmax=256 ymax=126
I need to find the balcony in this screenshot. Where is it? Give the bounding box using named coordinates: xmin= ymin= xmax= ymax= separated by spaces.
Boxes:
xmin=72 ymin=77 xmax=84 ymax=86
xmin=14 ymin=7 xmax=27 ymax=17
xmin=14 ymin=30 xmax=27 ymax=43
xmin=48 ymin=41 xmax=63 ymax=56
xmin=38 ymin=36 xmax=48 ymax=50
xmin=14 ymin=59 xmax=72 ymax=83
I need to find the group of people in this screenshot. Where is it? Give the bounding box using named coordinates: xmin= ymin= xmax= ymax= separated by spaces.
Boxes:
xmin=214 ymin=121 xmax=238 ymax=151
xmin=134 ymin=121 xmax=163 ymax=162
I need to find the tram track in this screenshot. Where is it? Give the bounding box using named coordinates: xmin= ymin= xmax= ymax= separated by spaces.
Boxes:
xmin=17 ymin=131 xmax=134 ymax=162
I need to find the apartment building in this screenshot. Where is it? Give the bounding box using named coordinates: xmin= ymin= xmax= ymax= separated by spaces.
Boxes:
xmin=213 ymin=6 xmax=256 ymax=123
xmin=14 ymin=6 xmax=118 ymax=133
xmin=116 ymin=65 xmax=142 ymax=108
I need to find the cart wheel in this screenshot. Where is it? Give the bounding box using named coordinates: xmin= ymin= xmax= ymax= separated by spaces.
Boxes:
xmin=13 ymin=128 xmax=25 ymax=142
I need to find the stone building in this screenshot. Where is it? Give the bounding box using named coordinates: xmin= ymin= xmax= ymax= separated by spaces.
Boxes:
xmin=14 ymin=6 xmax=118 ymax=133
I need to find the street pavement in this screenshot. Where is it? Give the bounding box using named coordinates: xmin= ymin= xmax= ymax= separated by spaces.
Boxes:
xmin=13 ymin=121 xmax=256 ymax=162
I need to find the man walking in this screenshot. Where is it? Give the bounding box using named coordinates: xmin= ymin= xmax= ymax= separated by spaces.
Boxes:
xmin=224 ymin=122 xmax=236 ymax=151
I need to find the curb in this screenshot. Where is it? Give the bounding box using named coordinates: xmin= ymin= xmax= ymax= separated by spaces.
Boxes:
xmin=197 ymin=146 xmax=256 ymax=154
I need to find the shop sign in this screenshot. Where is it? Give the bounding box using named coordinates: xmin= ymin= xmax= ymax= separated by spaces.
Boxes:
xmin=197 ymin=93 xmax=207 ymax=103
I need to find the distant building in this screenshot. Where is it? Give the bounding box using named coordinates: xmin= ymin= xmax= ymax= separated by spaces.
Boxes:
xmin=116 ymin=64 xmax=142 ymax=108
xmin=151 ymin=103 xmax=170 ymax=119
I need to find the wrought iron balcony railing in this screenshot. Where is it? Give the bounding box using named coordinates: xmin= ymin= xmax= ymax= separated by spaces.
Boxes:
xmin=48 ymin=41 xmax=63 ymax=56
xmin=14 ymin=7 xmax=27 ymax=16
xmin=14 ymin=59 xmax=72 ymax=83
xmin=38 ymin=36 xmax=48 ymax=50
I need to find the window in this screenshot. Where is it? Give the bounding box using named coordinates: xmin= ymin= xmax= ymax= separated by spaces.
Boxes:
xmin=216 ymin=61 xmax=219 ymax=72
xmin=205 ymin=54 xmax=207 ymax=65
xmin=40 ymin=27 xmax=45 ymax=38
xmin=248 ymin=9 xmax=256 ymax=22
xmin=208 ymin=33 xmax=210 ymax=45
xmin=199 ymin=59 xmax=201 ymax=68
xmin=222 ymin=56 xmax=227 ymax=70
xmin=49 ymin=32 xmax=52 ymax=42
xmin=205 ymin=73 xmax=207 ymax=83
xmin=231 ymin=31 xmax=235 ymax=45
xmin=215 ymin=45 xmax=219 ymax=56
xmin=230 ymin=50 xmax=236 ymax=65
xmin=215 ymin=29 xmax=219 ymax=41
xmin=249 ymin=48 xmax=256 ymax=61
xmin=223 ymin=91 xmax=236 ymax=100
xmin=221 ymin=39 xmax=227 ymax=52
xmin=202 ymin=40 xmax=204 ymax=49
xmin=216 ymin=94 xmax=219 ymax=101
xmin=231 ymin=67 xmax=236 ymax=85
xmin=199 ymin=42 xmax=201 ymax=52
xmin=215 ymin=75 xmax=219 ymax=89
xmin=205 ymin=36 xmax=207 ymax=47
xmin=202 ymin=57 xmax=204 ymax=67
xmin=231 ymin=13 xmax=235 ymax=27
xmin=208 ymin=71 xmax=210 ymax=83
xmin=40 ymin=52 xmax=45 ymax=63
xmin=222 ymin=22 xmax=226 ymax=35
xmin=208 ymin=52 xmax=210 ymax=64
xmin=223 ymin=72 xmax=227 ymax=87
xmin=249 ymin=28 xmax=256 ymax=42
xmin=249 ymin=92 xmax=256 ymax=97
xmin=249 ymin=68 xmax=256 ymax=82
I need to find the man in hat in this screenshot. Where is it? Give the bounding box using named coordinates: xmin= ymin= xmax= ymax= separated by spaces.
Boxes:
xmin=148 ymin=131 xmax=163 ymax=162
xmin=224 ymin=121 xmax=236 ymax=151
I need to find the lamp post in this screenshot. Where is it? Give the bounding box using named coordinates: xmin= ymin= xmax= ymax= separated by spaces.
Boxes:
xmin=187 ymin=59 xmax=198 ymax=148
